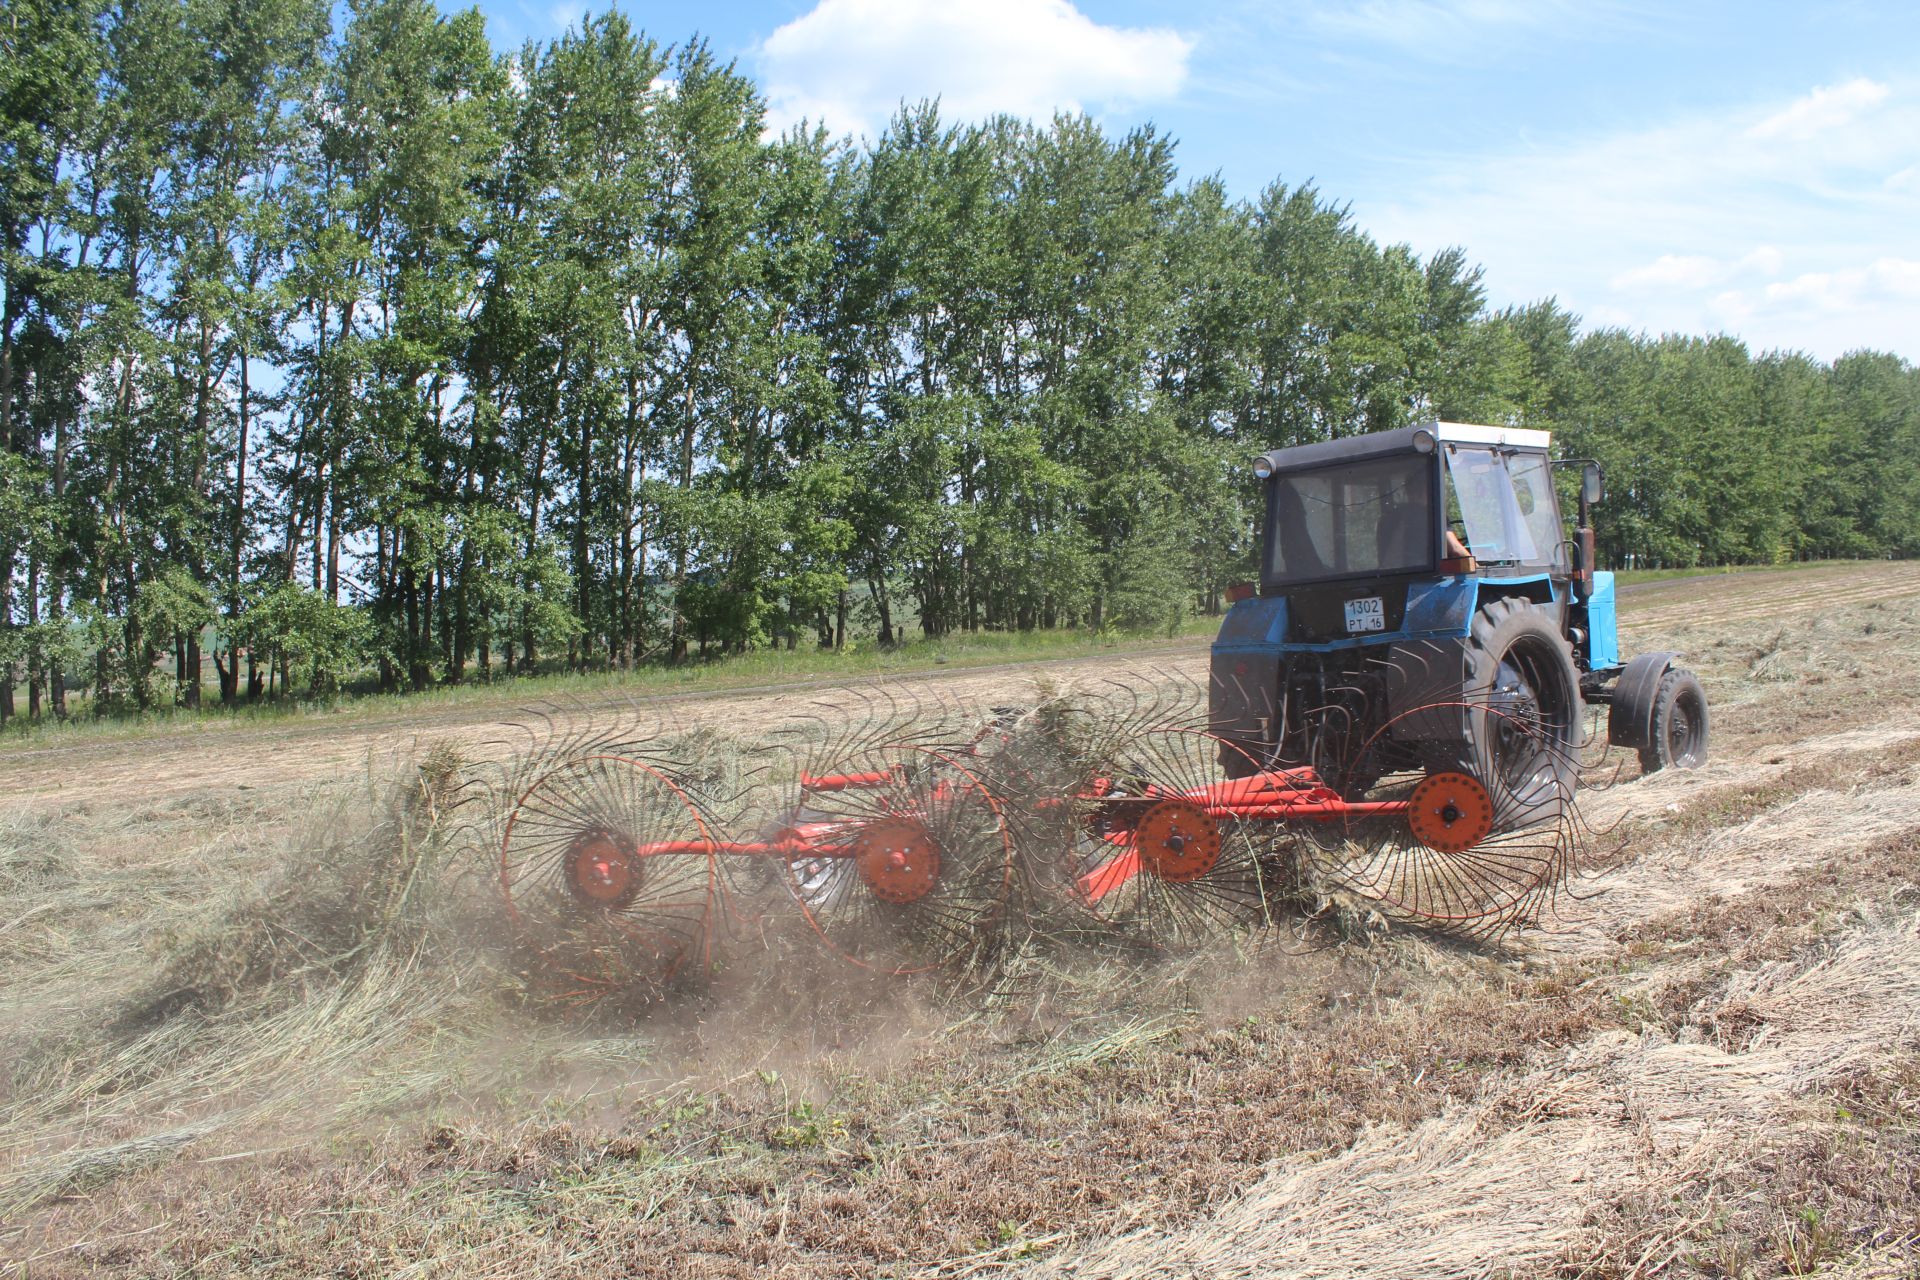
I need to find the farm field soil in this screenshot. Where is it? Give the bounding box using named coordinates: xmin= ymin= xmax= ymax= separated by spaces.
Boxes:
xmin=2 ymin=560 xmax=1919 ymax=1278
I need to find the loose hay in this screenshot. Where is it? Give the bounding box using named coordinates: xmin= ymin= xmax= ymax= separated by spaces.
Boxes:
xmin=1041 ymin=912 xmax=1920 ymax=1279
xmin=4 ymin=569 xmax=1920 ymax=1276
xmin=0 ymin=745 xmax=494 ymax=1219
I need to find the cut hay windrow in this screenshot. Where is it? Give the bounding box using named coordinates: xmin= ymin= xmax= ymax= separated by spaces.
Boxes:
xmin=0 ymin=756 xmax=484 ymax=1220
xmin=1040 ymin=910 xmax=1920 ymax=1280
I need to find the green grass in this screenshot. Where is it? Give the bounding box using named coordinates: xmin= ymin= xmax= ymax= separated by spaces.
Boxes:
xmin=1610 ymin=557 xmax=1881 ymax=587
xmin=0 ymin=614 xmax=1222 ymax=749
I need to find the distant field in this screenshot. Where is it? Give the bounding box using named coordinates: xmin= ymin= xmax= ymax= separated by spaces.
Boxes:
xmin=0 ymin=611 xmax=1223 ymax=749
xmin=1 ymin=558 xmax=1891 ymax=752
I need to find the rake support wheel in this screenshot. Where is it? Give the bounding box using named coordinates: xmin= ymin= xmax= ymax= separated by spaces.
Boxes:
xmin=850 ymin=817 xmax=943 ymax=905
xmin=1073 ymin=726 xmax=1275 ymax=948
xmin=1311 ymin=702 xmax=1585 ymax=938
xmin=1133 ymin=800 xmax=1223 ymax=884
xmin=1405 ymin=771 xmax=1494 ymax=855
xmin=500 ymin=754 xmax=719 ymax=995
xmin=783 ymin=746 xmax=1013 ymax=974
xmin=1455 ymin=598 xmax=1584 ymax=827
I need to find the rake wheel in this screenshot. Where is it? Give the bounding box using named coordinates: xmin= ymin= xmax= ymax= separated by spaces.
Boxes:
xmin=1071 ymin=726 xmax=1276 ymax=949
xmin=499 ymin=753 xmax=719 ymax=995
xmin=1304 ymin=702 xmax=1583 ymax=938
xmin=781 ymin=745 xmax=1013 ymax=974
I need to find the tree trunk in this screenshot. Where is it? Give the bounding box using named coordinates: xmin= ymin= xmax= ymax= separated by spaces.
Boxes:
xmin=51 ymin=390 xmax=67 ymax=721
xmin=575 ymin=399 xmax=592 ymax=673
xmin=520 ymin=342 xmax=567 ymax=673
xmin=25 ymin=559 xmax=40 ymax=720
xmin=619 ymin=380 xmax=640 ymax=669
xmin=325 ymin=463 xmax=342 ymax=601
xmin=874 ymin=574 xmax=895 ymax=646
xmin=375 ymin=523 xmax=396 ymax=693
xmin=224 ymin=348 xmax=250 ymax=704
xmin=184 ymin=316 xmax=202 ymax=712
xmin=184 ymin=630 xmax=200 ymax=709
xmin=671 ymin=352 xmax=697 ymax=662
xmin=0 ymin=282 xmax=16 ymax=726
xmin=0 ymin=261 xmax=15 ymax=452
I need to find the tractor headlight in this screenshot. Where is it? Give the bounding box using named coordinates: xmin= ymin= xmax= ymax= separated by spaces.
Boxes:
xmin=1252 ymin=455 xmax=1275 ymax=480
xmin=1412 ymin=428 xmax=1436 ymax=454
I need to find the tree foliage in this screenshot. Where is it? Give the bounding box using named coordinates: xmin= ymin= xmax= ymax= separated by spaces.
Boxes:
xmin=2 ymin=1 xmax=1916 ymax=720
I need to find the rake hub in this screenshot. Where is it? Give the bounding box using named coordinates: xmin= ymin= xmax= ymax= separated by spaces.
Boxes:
xmin=851 ymin=817 xmax=942 ymax=905
xmin=1132 ymin=799 xmax=1222 ymax=884
xmin=564 ymin=830 xmax=644 ymax=910
xmin=1406 ymin=771 xmax=1495 ymax=854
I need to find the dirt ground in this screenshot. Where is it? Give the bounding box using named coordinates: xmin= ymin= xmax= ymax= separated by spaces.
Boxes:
xmin=2 ymin=560 xmax=1918 ymax=1278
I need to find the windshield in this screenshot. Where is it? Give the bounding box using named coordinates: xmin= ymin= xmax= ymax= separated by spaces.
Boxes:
xmin=1445 ymin=445 xmax=1557 ymax=567
xmin=1266 ymin=454 xmax=1434 ymax=586
xmin=1508 ymin=452 xmax=1568 ymax=570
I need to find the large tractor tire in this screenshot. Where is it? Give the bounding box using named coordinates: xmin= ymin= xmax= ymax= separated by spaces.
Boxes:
xmin=1452 ymin=597 xmax=1584 ymax=824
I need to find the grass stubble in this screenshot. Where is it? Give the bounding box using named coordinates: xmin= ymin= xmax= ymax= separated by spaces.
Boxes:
xmin=0 ymin=588 xmax=1916 ymax=1277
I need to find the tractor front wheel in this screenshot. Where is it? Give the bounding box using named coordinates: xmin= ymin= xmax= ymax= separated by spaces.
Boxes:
xmin=1640 ymin=668 xmax=1709 ymax=773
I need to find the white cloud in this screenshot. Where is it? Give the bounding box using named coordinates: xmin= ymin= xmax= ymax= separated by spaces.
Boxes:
xmin=1611 ymin=254 xmax=1725 ymax=292
xmin=1764 ymin=271 xmax=1846 ymax=307
xmin=756 ymin=0 xmax=1193 ymax=138
xmin=1735 ymin=257 xmax=1920 ymax=311
xmin=1611 ymin=247 xmax=1784 ymax=293
xmin=1744 ymin=245 xmax=1787 ymax=278
xmin=1875 ymin=257 xmax=1920 ymax=297
xmin=1310 ymin=0 xmax=1589 ymax=48
xmin=1364 ymin=78 xmax=1920 ymax=359
xmin=1747 ymin=77 xmax=1889 ymax=141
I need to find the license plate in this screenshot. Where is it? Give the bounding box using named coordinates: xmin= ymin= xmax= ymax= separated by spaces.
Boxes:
xmin=1344 ymin=596 xmax=1385 ymax=633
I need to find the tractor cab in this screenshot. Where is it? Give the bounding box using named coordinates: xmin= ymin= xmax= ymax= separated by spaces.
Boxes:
xmin=1257 ymin=423 xmax=1568 ymax=596
xmin=1212 ymin=422 xmax=1706 ymax=789
xmin=1237 ymin=423 xmax=1608 ymax=665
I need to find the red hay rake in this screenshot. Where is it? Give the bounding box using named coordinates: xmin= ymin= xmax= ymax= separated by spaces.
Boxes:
xmin=480 ymin=678 xmax=1592 ymax=998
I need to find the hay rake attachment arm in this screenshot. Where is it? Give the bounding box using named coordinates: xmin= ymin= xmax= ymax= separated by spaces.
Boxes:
xmin=483 ymin=687 xmax=1582 ymax=1002
xmin=554 ymin=765 xmax=1404 ymax=909
xmin=729 ymin=758 xmax=1486 ymax=909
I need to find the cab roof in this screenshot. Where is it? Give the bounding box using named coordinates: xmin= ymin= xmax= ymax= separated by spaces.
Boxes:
xmin=1256 ymin=422 xmax=1553 ymax=474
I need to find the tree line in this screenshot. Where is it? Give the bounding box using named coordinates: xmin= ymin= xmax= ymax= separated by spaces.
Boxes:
xmin=3 ymin=0 xmax=1917 ymax=723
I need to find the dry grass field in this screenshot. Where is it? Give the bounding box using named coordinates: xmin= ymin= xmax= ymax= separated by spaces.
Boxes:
xmin=3 ymin=561 xmax=1919 ymax=1278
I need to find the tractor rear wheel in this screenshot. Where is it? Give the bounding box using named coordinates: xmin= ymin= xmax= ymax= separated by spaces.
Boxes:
xmin=1452 ymin=597 xmax=1583 ymax=824
xmin=1640 ymin=668 xmax=1708 ymax=773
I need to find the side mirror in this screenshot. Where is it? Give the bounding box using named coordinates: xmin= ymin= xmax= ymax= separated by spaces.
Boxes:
xmin=1582 ymin=462 xmax=1604 ymax=509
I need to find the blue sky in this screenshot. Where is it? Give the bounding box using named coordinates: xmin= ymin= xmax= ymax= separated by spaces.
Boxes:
xmin=474 ymin=0 xmax=1920 ymax=362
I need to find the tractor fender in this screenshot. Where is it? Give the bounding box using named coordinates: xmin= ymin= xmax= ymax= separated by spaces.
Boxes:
xmin=1608 ymin=651 xmax=1679 ymax=750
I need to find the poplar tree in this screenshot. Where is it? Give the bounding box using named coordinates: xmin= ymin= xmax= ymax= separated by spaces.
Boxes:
xmin=1 ymin=0 xmax=1914 ymax=723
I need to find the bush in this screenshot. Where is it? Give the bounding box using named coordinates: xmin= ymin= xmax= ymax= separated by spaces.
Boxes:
xmin=238 ymin=583 xmax=373 ymax=695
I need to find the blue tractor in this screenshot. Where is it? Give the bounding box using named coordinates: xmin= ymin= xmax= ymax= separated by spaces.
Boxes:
xmin=1208 ymin=423 xmax=1709 ymax=808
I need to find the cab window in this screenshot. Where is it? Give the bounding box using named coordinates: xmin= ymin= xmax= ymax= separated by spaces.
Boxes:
xmin=1445 ymin=445 xmax=1539 ymax=566
xmin=1267 ymin=454 xmax=1434 ymax=586
xmin=1507 ymin=452 xmax=1568 ymax=570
